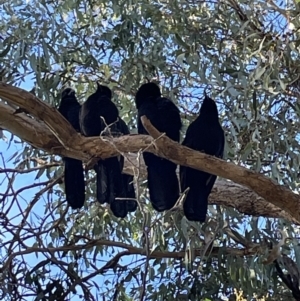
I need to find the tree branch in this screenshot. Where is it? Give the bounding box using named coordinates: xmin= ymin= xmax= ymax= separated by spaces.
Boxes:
xmin=140 ymin=116 xmax=300 ymax=223
xmin=211 ymin=180 xmax=300 ymax=225
xmin=0 ymin=237 xmax=263 ymax=274
xmin=0 ymin=82 xmax=300 ymax=223
xmin=0 ymin=101 xmax=84 ymax=160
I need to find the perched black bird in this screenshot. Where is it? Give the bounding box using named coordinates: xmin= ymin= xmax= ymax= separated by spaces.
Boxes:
xmin=80 ymin=83 xmax=137 ymax=218
xmin=58 ymin=88 xmax=85 ymax=209
xmin=135 ymin=82 xmax=182 ymax=212
xmin=180 ymin=95 xmax=224 ymax=222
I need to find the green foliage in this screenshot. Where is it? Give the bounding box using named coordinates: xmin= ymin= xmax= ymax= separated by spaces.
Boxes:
xmin=1 ymin=0 xmax=300 ymax=300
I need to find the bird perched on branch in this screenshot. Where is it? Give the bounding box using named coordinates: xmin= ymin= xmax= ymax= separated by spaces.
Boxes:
xmin=79 ymin=83 xmax=137 ymax=218
xmin=135 ymin=82 xmax=182 ymax=212
xmin=180 ymin=95 xmax=224 ymax=222
xmin=58 ymin=88 xmax=85 ymax=209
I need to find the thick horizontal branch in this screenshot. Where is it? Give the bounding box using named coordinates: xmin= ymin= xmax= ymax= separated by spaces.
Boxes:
xmin=140 ymin=116 xmax=300 ymax=223
xmin=211 ymin=180 xmax=300 ymax=225
xmin=126 ymin=157 xmax=300 ymax=224
xmin=0 ymin=82 xmax=155 ymax=160
xmin=0 ymin=101 xmax=85 ymax=160
xmin=0 ymin=82 xmax=300 ymax=223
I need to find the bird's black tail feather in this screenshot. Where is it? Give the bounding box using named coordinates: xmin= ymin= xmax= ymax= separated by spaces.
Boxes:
xmin=183 ymin=184 xmax=209 ymax=223
xmin=94 ymin=162 xmax=109 ymax=204
xmin=145 ymin=154 xmax=179 ymax=212
xmin=106 ymin=157 xmax=128 ymax=218
xmin=64 ymin=158 xmax=85 ymax=209
xmin=122 ymin=174 xmax=137 ymax=212
xmin=95 ymin=158 xmax=129 ymax=218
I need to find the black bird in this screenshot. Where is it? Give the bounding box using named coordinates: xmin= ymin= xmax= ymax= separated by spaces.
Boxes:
xmin=180 ymin=95 xmax=224 ymax=222
xmin=79 ymin=83 xmax=137 ymax=218
xmin=58 ymin=88 xmax=85 ymax=209
xmin=135 ymin=82 xmax=182 ymax=212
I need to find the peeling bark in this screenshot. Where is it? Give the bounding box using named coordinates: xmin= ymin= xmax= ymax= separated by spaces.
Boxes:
xmin=210 ymin=180 xmax=299 ymax=224
xmin=0 ymin=82 xmax=300 ymax=223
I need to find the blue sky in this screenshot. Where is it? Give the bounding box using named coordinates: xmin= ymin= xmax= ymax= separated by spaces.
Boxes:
xmin=1 ymin=0 xmax=296 ymax=299
xmin=0 ymin=71 xmax=267 ymax=301
xmin=0 ymin=79 xmax=109 ymax=299
xmin=0 ymin=77 xmax=155 ymax=299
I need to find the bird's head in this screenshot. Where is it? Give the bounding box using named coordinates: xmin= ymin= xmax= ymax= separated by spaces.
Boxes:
xmin=62 ymin=87 xmax=75 ymax=98
xmin=135 ymin=82 xmax=161 ymax=109
xmin=200 ymin=95 xmax=219 ymax=116
xmin=86 ymin=83 xmax=112 ymax=105
xmin=95 ymin=82 xmax=112 ymax=99
xmin=61 ymin=88 xmax=77 ymax=104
